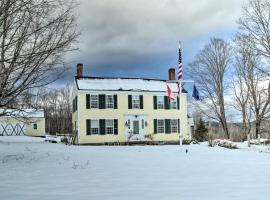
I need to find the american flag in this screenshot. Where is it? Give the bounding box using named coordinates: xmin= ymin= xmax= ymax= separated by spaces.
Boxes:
xmin=177 ymin=41 xmax=182 ymax=95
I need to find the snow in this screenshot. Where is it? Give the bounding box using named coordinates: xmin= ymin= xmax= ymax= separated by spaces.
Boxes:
xmin=77 ymin=77 xmax=179 ymax=92
xmin=1 ymin=136 xmax=270 ymax=200
xmin=0 ymin=109 xmax=44 ymax=118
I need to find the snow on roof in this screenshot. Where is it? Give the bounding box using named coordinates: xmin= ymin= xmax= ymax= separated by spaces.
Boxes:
xmin=76 ymin=77 xmax=181 ymax=92
xmin=0 ymin=109 xmax=44 ymax=118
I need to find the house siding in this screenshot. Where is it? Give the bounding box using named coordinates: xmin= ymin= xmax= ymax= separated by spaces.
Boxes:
xmin=74 ymin=90 xmax=188 ymax=144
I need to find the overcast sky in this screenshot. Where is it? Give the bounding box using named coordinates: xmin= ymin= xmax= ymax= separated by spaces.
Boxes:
xmin=54 ymin=0 xmax=247 ymax=87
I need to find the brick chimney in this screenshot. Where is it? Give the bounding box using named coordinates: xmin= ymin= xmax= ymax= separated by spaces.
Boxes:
xmin=168 ymin=68 xmax=175 ymax=80
xmin=77 ymin=63 xmax=83 ymax=77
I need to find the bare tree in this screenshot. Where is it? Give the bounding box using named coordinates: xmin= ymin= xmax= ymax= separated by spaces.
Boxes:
xmin=238 ymin=0 xmax=270 ymax=66
xmin=36 ymin=86 xmax=72 ymax=135
xmin=189 ymin=38 xmax=232 ymax=139
xmin=0 ymin=0 xmax=79 ymax=116
xmin=232 ymin=35 xmax=253 ymax=142
xmin=234 ymin=35 xmax=270 ymax=139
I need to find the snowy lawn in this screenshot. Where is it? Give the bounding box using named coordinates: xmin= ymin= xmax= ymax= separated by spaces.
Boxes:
xmin=1 ymin=137 xmax=270 ymax=200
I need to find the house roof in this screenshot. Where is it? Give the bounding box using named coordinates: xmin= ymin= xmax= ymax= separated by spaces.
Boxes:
xmin=0 ymin=109 xmax=44 ymax=118
xmin=75 ymin=76 xmax=187 ymax=93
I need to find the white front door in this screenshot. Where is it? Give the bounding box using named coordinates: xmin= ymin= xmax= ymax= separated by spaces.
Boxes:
xmin=125 ymin=115 xmax=147 ymax=141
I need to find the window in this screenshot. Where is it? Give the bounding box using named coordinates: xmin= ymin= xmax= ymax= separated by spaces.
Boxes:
xmin=132 ymin=95 xmax=140 ymax=109
xmin=33 ymin=123 xmax=37 ymax=130
xmin=73 ymin=96 xmax=77 ymax=112
xmin=157 ymin=96 xmax=164 ymax=109
xmin=106 ymin=119 xmax=114 ymax=134
xmin=91 ymin=119 xmax=99 ymax=134
xmin=90 ymin=95 xmax=98 ymax=108
xmin=171 ymin=119 xmax=178 ymax=133
xmin=157 ymin=119 xmax=165 ymax=133
xmin=170 ymin=99 xmax=177 ymax=109
xmin=106 ymin=95 xmax=114 ymax=108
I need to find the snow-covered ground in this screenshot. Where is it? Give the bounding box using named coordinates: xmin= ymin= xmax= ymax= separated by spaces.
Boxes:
xmin=1 ymin=136 xmax=270 ymax=200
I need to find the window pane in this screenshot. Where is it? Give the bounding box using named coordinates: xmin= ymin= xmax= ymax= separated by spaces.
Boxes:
xmin=170 ymin=99 xmax=177 ymax=109
xmin=106 ymin=119 xmax=114 ymax=134
xmin=90 ymin=95 xmax=98 ymax=108
xmin=171 ymin=119 xmax=178 ymax=133
xmin=106 ymin=95 xmax=114 ymax=108
xmin=132 ymin=95 xmax=140 ymax=109
xmin=157 ymin=119 xmax=164 ymax=133
xmin=157 ymin=96 xmax=164 ymax=109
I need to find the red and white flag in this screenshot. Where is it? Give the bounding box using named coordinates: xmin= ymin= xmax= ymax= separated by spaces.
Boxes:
xmin=166 ymin=83 xmax=176 ymax=101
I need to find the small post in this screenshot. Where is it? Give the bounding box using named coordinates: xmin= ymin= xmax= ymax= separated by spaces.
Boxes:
xmin=179 ymin=134 xmax=183 ymax=146
xmin=257 ymin=134 xmax=261 ymax=145
xmin=247 ymin=133 xmax=251 ymax=147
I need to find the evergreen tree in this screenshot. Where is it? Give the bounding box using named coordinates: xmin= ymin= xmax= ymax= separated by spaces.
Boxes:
xmin=194 ymin=118 xmax=208 ymax=142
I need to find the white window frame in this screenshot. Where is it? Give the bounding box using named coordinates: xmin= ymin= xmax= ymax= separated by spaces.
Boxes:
xmin=157 ymin=119 xmax=165 ymax=133
xmin=157 ymin=96 xmax=164 ymax=109
xmin=91 ymin=119 xmax=99 ymax=134
xmin=170 ymin=98 xmax=177 ymax=109
xmin=132 ymin=95 xmax=140 ymax=109
xmin=106 ymin=95 xmax=114 ymax=109
xmin=171 ymin=119 xmax=178 ymax=133
xmin=90 ymin=94 xmax=99 ymax=108
xmin=105 ymin=119 xmax=114 ymax=134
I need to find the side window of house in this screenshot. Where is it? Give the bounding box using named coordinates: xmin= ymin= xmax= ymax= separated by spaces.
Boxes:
xmin=106 ymin=95 xmax=114 ymax=108
xmin=33 ymin=123 xmax=37 ymax=130
xmin=170 ymin=99 xmax=177 ymax=109
xmin=105 ymin=119 xmax=114 ymax=134
xmin=132 ymin=95 xmax=140 ymax=109
xmin=90 ymin=95 xmax=98 ymax=108
xmin=157 ymin=119 xmax=165 ymax=133
xmin=91 ymin=119 xmax=99 ymax=134
xmin=170 ymin=119 xmax=178 ymax=133
xmin=72 ymin=96 xmax=77 ymax=112
xmin=157 ymin=96 xmax=164 ymax=109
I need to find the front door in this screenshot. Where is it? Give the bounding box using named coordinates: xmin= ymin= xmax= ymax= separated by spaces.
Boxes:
xmin=133 ymin=120 xmax=139 ymax=135
xmin=125 ymin=115 xmax=147 ymax=141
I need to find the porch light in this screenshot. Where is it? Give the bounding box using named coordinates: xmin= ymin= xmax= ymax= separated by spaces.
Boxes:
xmin=125 ymin=121 xmax=128 ymax=127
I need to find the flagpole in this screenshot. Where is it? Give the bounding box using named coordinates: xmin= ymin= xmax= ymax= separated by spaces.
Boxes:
xmin=178 ymin=41 xmax=183 ymax=148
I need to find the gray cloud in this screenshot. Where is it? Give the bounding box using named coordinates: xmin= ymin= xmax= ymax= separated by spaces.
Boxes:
xmin=61 ymin=0 xmax=246 ymax=84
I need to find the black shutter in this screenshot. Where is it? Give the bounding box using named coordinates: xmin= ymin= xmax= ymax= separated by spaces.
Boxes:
xmin=99 ymin=119 xmax=106 ymax=135
xmin=114 ymin=119 xmax=118 ymax=135
xmin=165 ymin=119 xmax=171 ymax=134
xmin=99 ymin=94 xmax=106 ymax=109
xmin=140 ymin=95 xmax=143 ymax=109
xmin=72 ymin=99 xmax=75 ymax=112
xmin=153 ymin=96 xmax=157 ymax=109
xmin=86 ymin=119 xmax=91 ymax=135
xmin=128 ymin=95 xmax=132 ymax=109
xmin=86 ymin=94 xmax=90 ymax=109
xmin=177 ymin=96 xmax=180 ymax=110
xmin=178 ymin=119 xmax=180 ymax=133
xmin=164 ymin=96 xmax=170 ymax=109
xmin=75 ymin=96 xmax=77 ymax=111
xmin=154 ymin=119 xmax=157 ymax=134
xmin=114 ymin=95 xmax=118 ymax=109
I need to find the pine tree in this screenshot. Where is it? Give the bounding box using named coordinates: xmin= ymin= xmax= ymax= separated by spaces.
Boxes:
xmin=194 ymin=118 xmax=208 ymax=142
